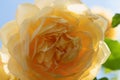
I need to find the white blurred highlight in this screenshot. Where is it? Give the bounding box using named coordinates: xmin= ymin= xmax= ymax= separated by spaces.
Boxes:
xmin=67 ymin=4 xmax=88 ymax=14
xmin=91 ymin=6 xmax=114 ymax=22
xmin=0 ymin=51 xmax=10 ymax=74
xmin=0 ymin=52 xmax=9 ymax=63
xmin=3 ymin=65 xmax=9 ymax=74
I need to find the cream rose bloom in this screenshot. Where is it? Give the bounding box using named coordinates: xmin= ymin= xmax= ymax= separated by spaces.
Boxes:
xmin=0 ymin=0 xmax=110 ymax=80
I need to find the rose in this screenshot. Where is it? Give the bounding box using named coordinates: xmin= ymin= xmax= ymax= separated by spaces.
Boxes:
xmin=0 ymin=0 xmax=110 ymax=80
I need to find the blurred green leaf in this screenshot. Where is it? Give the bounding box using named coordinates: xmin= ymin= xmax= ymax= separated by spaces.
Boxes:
xmin=112 ymin=13 xmax=120 ymax=27
xmin=93 ymin=77 xmax=109 ymax=80
xmin=104 ymin=68 xmax=112 ymax=73
xmin=103 ymin=38 xmax=120 ymax=70
xmin=99 ymin=77 xmax=108 ymax=80
xmin=93 ymin=77 xmax=97 ymax=80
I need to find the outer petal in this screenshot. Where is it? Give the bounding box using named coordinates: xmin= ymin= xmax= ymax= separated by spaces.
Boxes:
xmin=0 ymin=21 xmax=18 ymax=46
xmin=0 ymin=55 xmax=10 ymax=80
xmin=53 ymin=0 xmax=82 ymax=8
xmin=69 ymin=0 xmax=81 ymax=3
xmin=19 ymin=7 xmax=53 ymax=41
xmin=80 ymin=41 xmax=110 ymax=80
xmin=16 ymin=3 xmax=40 ymax=25
xmin=96 ymin=41 xmax=111 ymax=64
xmin=93 ymin=15 xmax=108 ymax=33
xmin=7 ymin=33 xmax=28 ymax=71
xmin=8 ymin=58 xmax=29 ymax=80
xmin=35 ymin=0 xmax=54 ymax=9
xmin=8 ymin=58 xmax=42 ymax=80
xmin=75 ymin=15 xmax=104 ymax=48
xmin=35 ymin=0 xmax=82 ymax=9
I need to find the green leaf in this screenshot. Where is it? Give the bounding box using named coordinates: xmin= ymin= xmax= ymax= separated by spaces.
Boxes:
xmin=103 ymin=38 xmax=120 ymax=70
xmin=99 ymin=77 xmax=108 ymax=80
xmin=93 ymin=77 xmax=97 ymax=80
xmin=112 ymin=13 xmax=120 ymax=27
xmin=104 ymin=68 xmax=112 ymax=73
xmin=93 ymin=77 xmax=108 ymax=80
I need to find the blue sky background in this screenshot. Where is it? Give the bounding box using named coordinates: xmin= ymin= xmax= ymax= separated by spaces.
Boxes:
xmin=0 ymin=0 xmax=120 ymax=79
xmin=83 ymin=0 xmax=120 ymax=13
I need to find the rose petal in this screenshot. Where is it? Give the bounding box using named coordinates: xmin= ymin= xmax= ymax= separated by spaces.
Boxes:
xmin=69 ymin=0 xmax=81 ymax=3
xmin=0 ymin=65 xmax=9 ymax=80
xmin=16 ymin=3 xmax=40 ymax=25
xmin=35 ymin=0 xmax=54 ymax=9
xmin=7 ymin=33 xmax=28 ymax=71
xmin=80 ymin=41 xmax=110 ymax=80
xmin=0 ymin=55 xmax=9 ymax=80
xmin=8 ymin=58 xmax=29 ymax=80
xmin=0 ymin=21 xmax=18 ymax=46
xmin=75 ymin=15 xmax=104 ymax=48
xmin=96 ymin=41 xmax=111 ymax=64
xmin=35 ymin=0 xmax=82 ymax=9
xmin=67 ymin=4 xmax=89 ymax=14
xmin=93 ymin=15 xmax=108 ymax=33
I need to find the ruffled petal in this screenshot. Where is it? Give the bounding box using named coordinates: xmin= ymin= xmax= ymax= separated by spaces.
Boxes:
xmin=7 ymin=33 xmax=28 ymax=70
xmin=0 ymin=64 xmax=9 ymax=80
xmin=0 ymin=21 xmax=18 ymax=46
xmin=0 ymin=61 xmax=8 ymax=80
xmin=69 ymin=0 xmax=81 ymax=3
xmin=67 ymin=3 xmax=89 ymax=14
xmin=93 ymin=15 xmax=108 ymax=33
xmin=18 ymin=7 xmax=53 ymax=41
xmin=75 ymin=15 xmax=104 ymax=48
xmin=35 ymin=0 xmax=82 ymax=9
xmin=16 ymin=3 xmax=40 ymax=25
xmin=97 ymin=41 xmax=111 ymax=64
xmin=80 ymin=41 xmax=110 ymax=80
xmin=0 ymin=51 xmax=10 ymax=80
xmin=8 ymin=58 xmax=29 ymax=80
xmin=53 ymin=0 xmax=80 ymax=8
xmin=35 ymin=0 xmax=54 ymax=9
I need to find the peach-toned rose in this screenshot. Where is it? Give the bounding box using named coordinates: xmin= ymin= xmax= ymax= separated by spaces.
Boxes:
xmin=0 ymin=0 xmax=110 ymax=80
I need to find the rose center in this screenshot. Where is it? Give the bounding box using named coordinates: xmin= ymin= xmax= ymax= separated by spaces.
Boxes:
xmin=29 ymin=16 xmax=81 ymax=71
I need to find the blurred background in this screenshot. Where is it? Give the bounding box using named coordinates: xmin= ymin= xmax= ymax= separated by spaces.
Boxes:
xmin=0 ymin=0 xmax=120 ymax=80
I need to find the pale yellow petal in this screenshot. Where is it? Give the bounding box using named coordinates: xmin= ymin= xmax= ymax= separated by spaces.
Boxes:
xmin=8 ymin=58 xmax=29 ymax=80
xmin=75 ymin=15 xmax=104 ymax=48
xmin=69 ymin=0 xmax=81 ymax=3
xmin=54 ymin=0 xmax=82 ymax=8
xmin=97 ymin=41 xmax=111 ymax=63
xmin=19 ymin=7 xmax=53 ymax=40
xmin=0 ymin=21 xmax=18 ymax=46
xmin=16 ymin=3 xmax=40 ymax=25
xmin=93 ymin=15 xmax=108 ymax=33
xmin=35 ymin=0 xmax=54 ymax=9
xmin=0 ymin=55 xmax=10 ymax=80
xmin=67 ymin=3 xmax=89 ymax=14
xmin=0 ymin=64 xmax=10 ymax=80
xmin=7 ymin=33 xmax=28 ymax=70
xmin=35 ymin=0 xmax=82 ymax=9
xmin=80 ymin=41 xmax=110 ymax=80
